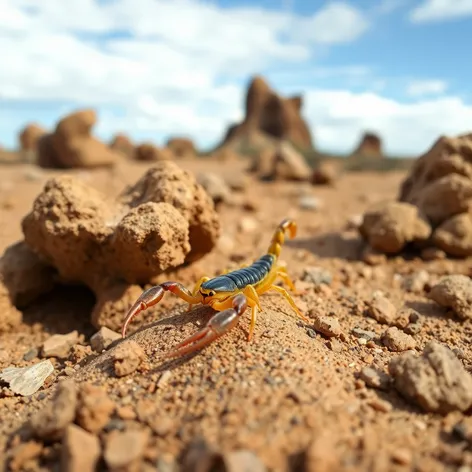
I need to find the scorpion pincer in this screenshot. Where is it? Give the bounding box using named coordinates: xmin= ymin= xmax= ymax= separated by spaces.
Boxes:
xmin=121 ymin=218 xmax=308 ymax=359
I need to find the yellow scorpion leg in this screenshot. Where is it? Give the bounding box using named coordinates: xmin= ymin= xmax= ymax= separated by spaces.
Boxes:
xmin=268 ymin=285 xmax=309 ymax=322
xmin=276 ymin=267 xmax=299 ymax=294
xmin=243 ymin=285 xmax=261 ymax=341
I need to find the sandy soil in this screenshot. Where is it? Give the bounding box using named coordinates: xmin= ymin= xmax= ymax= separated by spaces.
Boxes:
xmin=1 ymin=158 xmax=471 ymax=472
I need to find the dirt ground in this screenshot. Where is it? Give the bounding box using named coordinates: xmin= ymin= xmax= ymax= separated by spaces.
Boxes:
xmin=1 ymin=157 xmax=472 ymax=472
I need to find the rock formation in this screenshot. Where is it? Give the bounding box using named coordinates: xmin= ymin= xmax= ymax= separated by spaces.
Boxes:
xmin=216 ymin=76 xmax=313 ymax=152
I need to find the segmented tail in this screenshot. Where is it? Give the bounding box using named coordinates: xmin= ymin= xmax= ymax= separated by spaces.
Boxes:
xmin=267 ymin=218 xmax=297 ymax=258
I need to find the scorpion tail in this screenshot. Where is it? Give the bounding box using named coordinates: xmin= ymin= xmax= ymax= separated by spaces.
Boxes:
xmin=267 ymin=218 xmax=297 ymax=258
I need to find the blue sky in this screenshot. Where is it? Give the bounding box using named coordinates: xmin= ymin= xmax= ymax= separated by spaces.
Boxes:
xmin=1 ymin=0 xmax=472 ymax=156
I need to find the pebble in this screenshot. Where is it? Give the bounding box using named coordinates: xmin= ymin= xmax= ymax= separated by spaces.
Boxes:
xmin=61 ymin=424 xmax=101 ymax=472
xmin=76 ymin=383 xmax=115 ymax=433
xmin=299 ymin=195 xmax=323 ymax=211
xmin=41 ymin=331 xmax=79 ymax=359
xmin=391 ymin=448 xmax=412 ymax=466
xmin=90 ymin=327 xmax=121 ymax=352
xmin=327 ymin=339 xmax=343 ymax=352
xmin=368 ymin=398 xmax=393 ymax=413
xmin=224 ymin=450 xmax=267 ymax=472
xmin=23 ymin=348 xmax=39 ymax=362
xmin=30 ymin=379 xmax=78 ymax=440
xmin=104 ymin=429 xmax=149 ymax=470
xmin=359 ymin=366 xmax=390 ymax=390
xmin=313 ymin=315 xmax=342 ymax=338
xmin=0 ymin=359 xmax=54 ymax=396
xmin=366 ymin=293 xmax=397 ymax=325
xmin=351 ymin=327 xmax=376 ymax=341
xmin=112 ymin=340 xmax=147 ymax=377
xmin=302 ymin=267 xmax=333 ymax=285
xmin=382 ymin=327 xmax=416 ymax=352
xmin=238 ymin=217 xmax=258 ymax=233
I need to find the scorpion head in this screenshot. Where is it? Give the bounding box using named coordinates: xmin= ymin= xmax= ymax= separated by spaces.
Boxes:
xmin=200 ymin=277 xmax=237 ymax=304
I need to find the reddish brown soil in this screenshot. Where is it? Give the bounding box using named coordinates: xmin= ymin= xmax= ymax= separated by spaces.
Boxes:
xmin=1 ymin=158 xmax=472 ymax=471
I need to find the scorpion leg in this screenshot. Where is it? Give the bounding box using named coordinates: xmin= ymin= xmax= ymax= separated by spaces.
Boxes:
xmin=122 ymin=282 xmax=202 ymax=338
xmin=159 ymin=293 xmax=248 ymax=359
xmin=276 ymin=267 xmax=300 ymax=294
xmin=268 ymin=285 xmax=309 ymax=322
xmin=243 ymin=285 xmax=261 ymax=341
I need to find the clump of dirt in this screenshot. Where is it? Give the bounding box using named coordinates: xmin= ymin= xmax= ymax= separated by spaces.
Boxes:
xmin=36 ymin=109 xmax=121 ymax=169
xmin=389 ymin=342 xmax=472 ymax=414
xmin=360 ymin=133 xmax=472 ymax=257
xmin=2 ymin=161 xmax=219 ymax=329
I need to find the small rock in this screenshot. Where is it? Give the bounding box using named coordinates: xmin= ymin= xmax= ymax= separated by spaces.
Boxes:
xmin=382 ymin=327 xmax=416 ymax=352
xmin=9 ymin=441 xmax=43 ymax=471
xmin=299 ymin=195 xmax=323 ymax=211
xmin=346 ymin=214 xmax=363 ymax=230
xmin=61 ymin=424 xmax=101 ymax=472
xmin=389 ymin=342 xmax=472 ymax=414
xmin=104 ymin=429 xmax=149 ymax=471
xmin=421 ymin=247 xmax=446 ymax=261
xmin=327 ymin=339 xmax=343 ymax=352
xmin=366 ymin=292 xmax=397 ymax=325
xmin=238 ymin=217 xmax=258 ymax=233
xmin=302 ymin=267 xmax=333 ymax=285
xmin=112 ymin=340 xmax=147 ymax=377
xmin=391 ymin=448 xmax=412 ymax=466
xmin=90 ymin=327 xmax=121 ymax=352
xmin=41 ymin=331 xmax=79 ymax=359
xmin=404 ymin=322 xmax=422 ymax=336
xmin=368 ymin=398 xmax=392 ymax=413
xmin=30 ymin=379 xmax=78 ymax=440
xmin=359 ymin=366 xmax=390 ymax=390
xmin=351 ymin=327 xmax=376 ymax=341
xmin=223 ymin=450 xmax=266 ymax=472
xmin=197 ymin=172 xmax=231 ymax=205
xmin=23 ymin=348 xmax=39 ymax=362
xmin=0 ymin=359 xmax=54 ymax=396
xmin=182 ymin=439 xmax=222 ymax=472
xmin=76 ymin=383 xmax=115 ymax=433
xmin=313 ymin=315 xmax=342 ymax=338
xmin=429 ymin=274 xmax=472 ymax=320
xmin=362 ymin=246 xmax=387 ymax=265
xmin=401 ymin=270 xmax=429 ymax=293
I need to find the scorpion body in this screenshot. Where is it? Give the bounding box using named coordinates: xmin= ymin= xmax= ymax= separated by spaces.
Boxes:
xmin=122 ymin=218 xmax=307 ymax=359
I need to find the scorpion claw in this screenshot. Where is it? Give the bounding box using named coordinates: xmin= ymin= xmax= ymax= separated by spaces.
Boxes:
xmin=159 ymin=293 xmax=248 ymax=359
xmin=121 ymin=286 xmax=165 ymax=338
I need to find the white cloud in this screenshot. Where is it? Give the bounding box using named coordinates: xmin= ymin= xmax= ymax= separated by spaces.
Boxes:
xmin=294 ymin=2 xmax=369 ymax=44
xmin=304 ymin=90 xmax=472 ymax=155
xmin=409 ymin=0 xmax=472 ymax=22
xmin=406 ymin=79 xmax=448 ymax=97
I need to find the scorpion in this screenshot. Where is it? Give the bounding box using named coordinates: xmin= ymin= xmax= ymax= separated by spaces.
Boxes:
xmin=121 ymin=218 xmax=308 ymax=359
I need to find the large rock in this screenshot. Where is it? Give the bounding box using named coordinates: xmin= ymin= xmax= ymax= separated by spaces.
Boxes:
xmin=166 ymin=137 xmax=196 ymax=158
xmin=37 ymin=109 xmax=120 ymax=168
xmin=360 ymin=132 xmax=472 ymax=258
xmin=18 ymin=123 xmax=47 ymax=151
xmin=359 ymin=202 xmax=431 ymax=254
xmin=216 ymin=75 xmax=314 ymax=152
xmin=18 ymin=161 xmax=220 ymax=329
xmin=110 ymin=133 xmax=135 ymax=159
xmin=389 ymin=342 xmax=472 ymax=414
xmin=351 ymin=132 xmax=383 ymax=158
